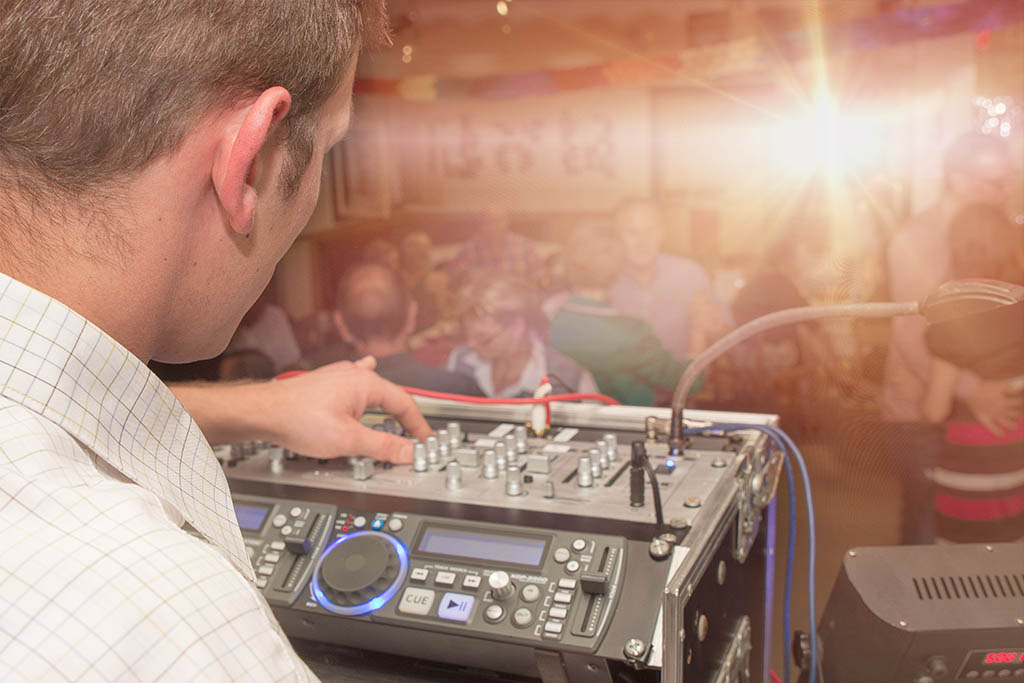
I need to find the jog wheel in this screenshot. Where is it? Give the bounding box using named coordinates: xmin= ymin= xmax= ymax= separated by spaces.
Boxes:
xmin=311 ymin=531 xmax=409 ymax=615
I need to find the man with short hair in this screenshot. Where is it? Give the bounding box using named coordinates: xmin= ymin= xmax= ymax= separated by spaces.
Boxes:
xmin=312 ymin=262 xmax=484 ymax=395
xmin=882 ymin=131 xmax=1021 ymax=544
xmin=609 ymin=199 xmax=730 ymax=361
xmin=0 ymin=2 xmax=430 ymax=678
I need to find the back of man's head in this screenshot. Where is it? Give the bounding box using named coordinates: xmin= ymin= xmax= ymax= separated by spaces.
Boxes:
xmin=335 ymin=262 xmax=411 ymax=344
xmin=0 ymin=0 xmax=387 ymax=213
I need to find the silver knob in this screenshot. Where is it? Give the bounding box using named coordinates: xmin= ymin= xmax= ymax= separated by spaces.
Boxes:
xmin=425 ymin=435 xmax=439 ymax=464
xmin=482 ymin=449 xmax=498 ymax=479
xmin=588 ymin=448 xmax=602 ymax=478
xmin=505 ymin=465 xmax=524 ymax=496
xmin=604 ymin=433 xmax=618 ymax=461
xmin=513 ymin=425 xmax=528 ymax=454
xmin=577 ymin=455 xmax=593 ymax=488
xmin=595 ymin=439 xmax=607 ymax=462
xmin=446 ymin=422 xmax=461 ymax=442
xmin=494 ymin=442 xmax=507 ymax=470
xmin=352 ymin=457 xmax=374 ymax=481
xmin=438 ymin=441 xmax=450 ymax=462
xmin=489 ymin=570 xmax=515 ymax=601
xmin=544 ymin=481 xmax=555 ymax=498
xmin=446 ymin=462 xmax=461 ymax=490
xmin=436 ymin=428 xmax=449 ymax=445
xmin=504 ymin=434 xmax=518 ymax=464
xmin=412 ymin=442 xmax=428 ymax=472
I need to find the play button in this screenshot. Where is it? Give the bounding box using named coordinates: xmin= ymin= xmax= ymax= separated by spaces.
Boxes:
xmin=437 ymin=592 xmax=475 ymax=622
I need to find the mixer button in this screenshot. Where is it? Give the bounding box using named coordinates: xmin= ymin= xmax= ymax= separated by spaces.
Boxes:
xmin=557 ymin=578 xmax=578 ymax=590
xmin=543 ymin=621 xmax=564 ymax=634
xmin=371 ymin=518 xmax=385 ymax=530
xmin=410 ymin=568 xmax=429 ymax=583
xmin=257 ymin=565 xmax=274 ymax=577
xmin=553 ymin=591 xmax=573 ymax=604
xmin=571 ymin=538 xmax=587 ymax=552
xmin=272 ymin=514 xmax=287 ymax=528
xmin=255 ymin=577 xmax=268 ymax=589
xmin=521 ymin=584 xmax=541 ymax=602
xmin=270 ymin=541 xmax=285 ymax=551
xmin=553 ymin=547 xmax=570 ymax=563
xmin=437 ymin=593 xmax=475 ymax=622
xmin=435 ymin=571 xmax=456 ymax=587
xmin=548 ymin=606 xmax=568 ymax=620
xmin=512 ymin=608 xmax=533 ymax=628
xmin=462 ymin=575 xmax=481 ymax=590
xmin=387 ymin=517 xmax=404 ymax=532
xmin=484 ymin=604 xmax=505 ymax=623
xmin=353 ymin=516 xmax=367 ymax=528
xmin=289 ymin=506 xmax=302 ymax=517
xmin=398 ymin=587 xmax=435 ymax=616
xmin=264 ymin=552 xmax=281 ymax=564
xmin=281 ymin=525 xmax=293 ymax=536
xmin=565 ymin=560 xmax=580 ymax=573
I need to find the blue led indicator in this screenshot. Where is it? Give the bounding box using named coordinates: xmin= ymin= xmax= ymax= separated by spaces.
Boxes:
xmin=666 ymin=459 xmax=676 ymax=468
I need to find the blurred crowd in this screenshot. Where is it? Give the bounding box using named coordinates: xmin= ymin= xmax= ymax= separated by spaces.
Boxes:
xmin=158 ymin=130 xmax=1022 ymax=545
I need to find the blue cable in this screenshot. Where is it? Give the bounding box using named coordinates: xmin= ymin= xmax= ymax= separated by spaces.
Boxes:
xmin=686 ymin=424 xmax=814 ymax=683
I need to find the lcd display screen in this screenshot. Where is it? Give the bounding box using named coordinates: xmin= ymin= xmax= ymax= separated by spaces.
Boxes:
xmin=418 ymin=527 xmax=547 ymax=566
xmin=234 ymin=504 xmax=271 ymax=532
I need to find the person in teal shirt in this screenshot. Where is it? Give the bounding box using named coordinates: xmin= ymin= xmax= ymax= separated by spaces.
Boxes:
xmin=549 ymin=222 xmax=700 ymax=406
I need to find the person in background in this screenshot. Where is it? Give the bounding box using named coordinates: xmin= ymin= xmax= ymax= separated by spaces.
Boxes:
xmin=400 ymin=231 xmax=453 ymax=332
xmin=920 ymin=204 xmax=1024 ymax=543
xmin=882 ymin=132 xmax=1020 ymax=544
xmin=549 ymin=222 xmax=697 ymax=406
xmin=609 ymin=198 xmax=730 ymax=361
xmin=447 ymin=274 xmax=597 ymax=398
xmin=311 ymin=262 xmax=484 ymax=396
xmin=362 ymin=237 xmax=400 ymax=270
xmin=445 ymin=205 xmax=545 ymax=288
xmin=225 ymin=285 xmax=303 ymax=376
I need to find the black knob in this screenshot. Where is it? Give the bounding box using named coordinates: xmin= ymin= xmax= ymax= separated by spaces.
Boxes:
xmin=317 ymin=533 xmax=401 ymax=608
xmin=580 ymin=571 xmax=608 ymax=595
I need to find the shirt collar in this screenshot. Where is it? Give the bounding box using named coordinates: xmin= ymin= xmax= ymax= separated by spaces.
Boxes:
xmin=0 ymin=273 xmax=253 ymax=579
xmin=462 ymin=335 xmax=547 ymax=398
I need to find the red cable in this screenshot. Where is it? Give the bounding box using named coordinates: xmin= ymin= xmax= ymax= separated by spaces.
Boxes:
xmin=274 ymin=370 xmax=620 ymax=406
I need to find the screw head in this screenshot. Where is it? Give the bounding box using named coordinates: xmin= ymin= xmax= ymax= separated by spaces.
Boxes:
xmin=898 ymin=620 xmax=908 ymax=628
xmin=683 ymin=497 xmax=702 ymax=508
xmin=848 ymin=550 xmax=857 ymax=557
xmin=985 ymin=545 xmax=994 ymax=552
xmin=623 ymin=638 xmax=646 ymax=658
xmin=1016 ymin=617 xmax=1024 ymax=625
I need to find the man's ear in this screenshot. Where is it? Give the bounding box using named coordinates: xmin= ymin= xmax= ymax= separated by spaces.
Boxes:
xmin=211 ymin=87 xmax=292 ymax=235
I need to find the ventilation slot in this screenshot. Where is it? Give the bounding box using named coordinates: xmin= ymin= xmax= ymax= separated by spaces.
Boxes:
xmin=913 ymin=574 xmax=1024 ymax=600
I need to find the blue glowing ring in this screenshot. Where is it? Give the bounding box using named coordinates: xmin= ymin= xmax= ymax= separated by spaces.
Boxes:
xmin=311 ymin=530 xmax=409 ymax=616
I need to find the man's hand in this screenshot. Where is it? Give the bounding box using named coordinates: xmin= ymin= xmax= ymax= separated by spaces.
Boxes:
xmin=965 ymin=379 xmax=1023 ymax=436
xmin=171 ymin=358 xmax=432 ymax=464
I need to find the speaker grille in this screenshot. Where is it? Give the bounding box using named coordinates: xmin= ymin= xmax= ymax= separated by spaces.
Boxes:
xmin=912 ymin=574 xmax=1024 ymax=600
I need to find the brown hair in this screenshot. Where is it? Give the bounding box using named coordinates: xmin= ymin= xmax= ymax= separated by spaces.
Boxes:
xmin=948 ymin=204 xmax=1024 ymax=284
xmin=0 ymin=0 xmax=388 ymax=208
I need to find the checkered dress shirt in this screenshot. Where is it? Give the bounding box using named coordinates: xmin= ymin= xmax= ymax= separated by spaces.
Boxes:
xmin=0 ymin=273 xmax=315 ymax=681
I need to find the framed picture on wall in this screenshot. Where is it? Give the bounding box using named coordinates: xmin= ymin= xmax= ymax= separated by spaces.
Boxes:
xmin=331 ymin=123 xmax=391 ymax=219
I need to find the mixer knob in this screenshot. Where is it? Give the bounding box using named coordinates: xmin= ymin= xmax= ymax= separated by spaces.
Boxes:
xmin=513 ymin=425 xmax=528 ymax=454
xmin=604 ymin=433 xmax=618 ymax=461
xmin=494 ymin=442 xmax=507 ymax=469
xmin=588 ymin=448 xmax=602 ymax=478
xmin=436 ymin=429 xmax=449 ymax=446
xmin=352 ymin=457 xmax=374 ymax=481
xmin=425 ymin=435 xmax=439 ymax=464
xmin=482 ymin=449 xmax=498 ymax=479
xmin=446 ymin=462 xmax=462 ymax=490
xmin=488 ymin=570 xmax=516 ymax=601
xmin=446 ymin=421 xmax=461 ymax=440
xmin=504 ymin=434 xmax=518 ymax=464
xmin=412 ymin=442 xmax=428 ymax=472
xmin=505 ymin=466 xmax=524 ymax=496
xmin=577 ymin=455 xmax=594 ymax=488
